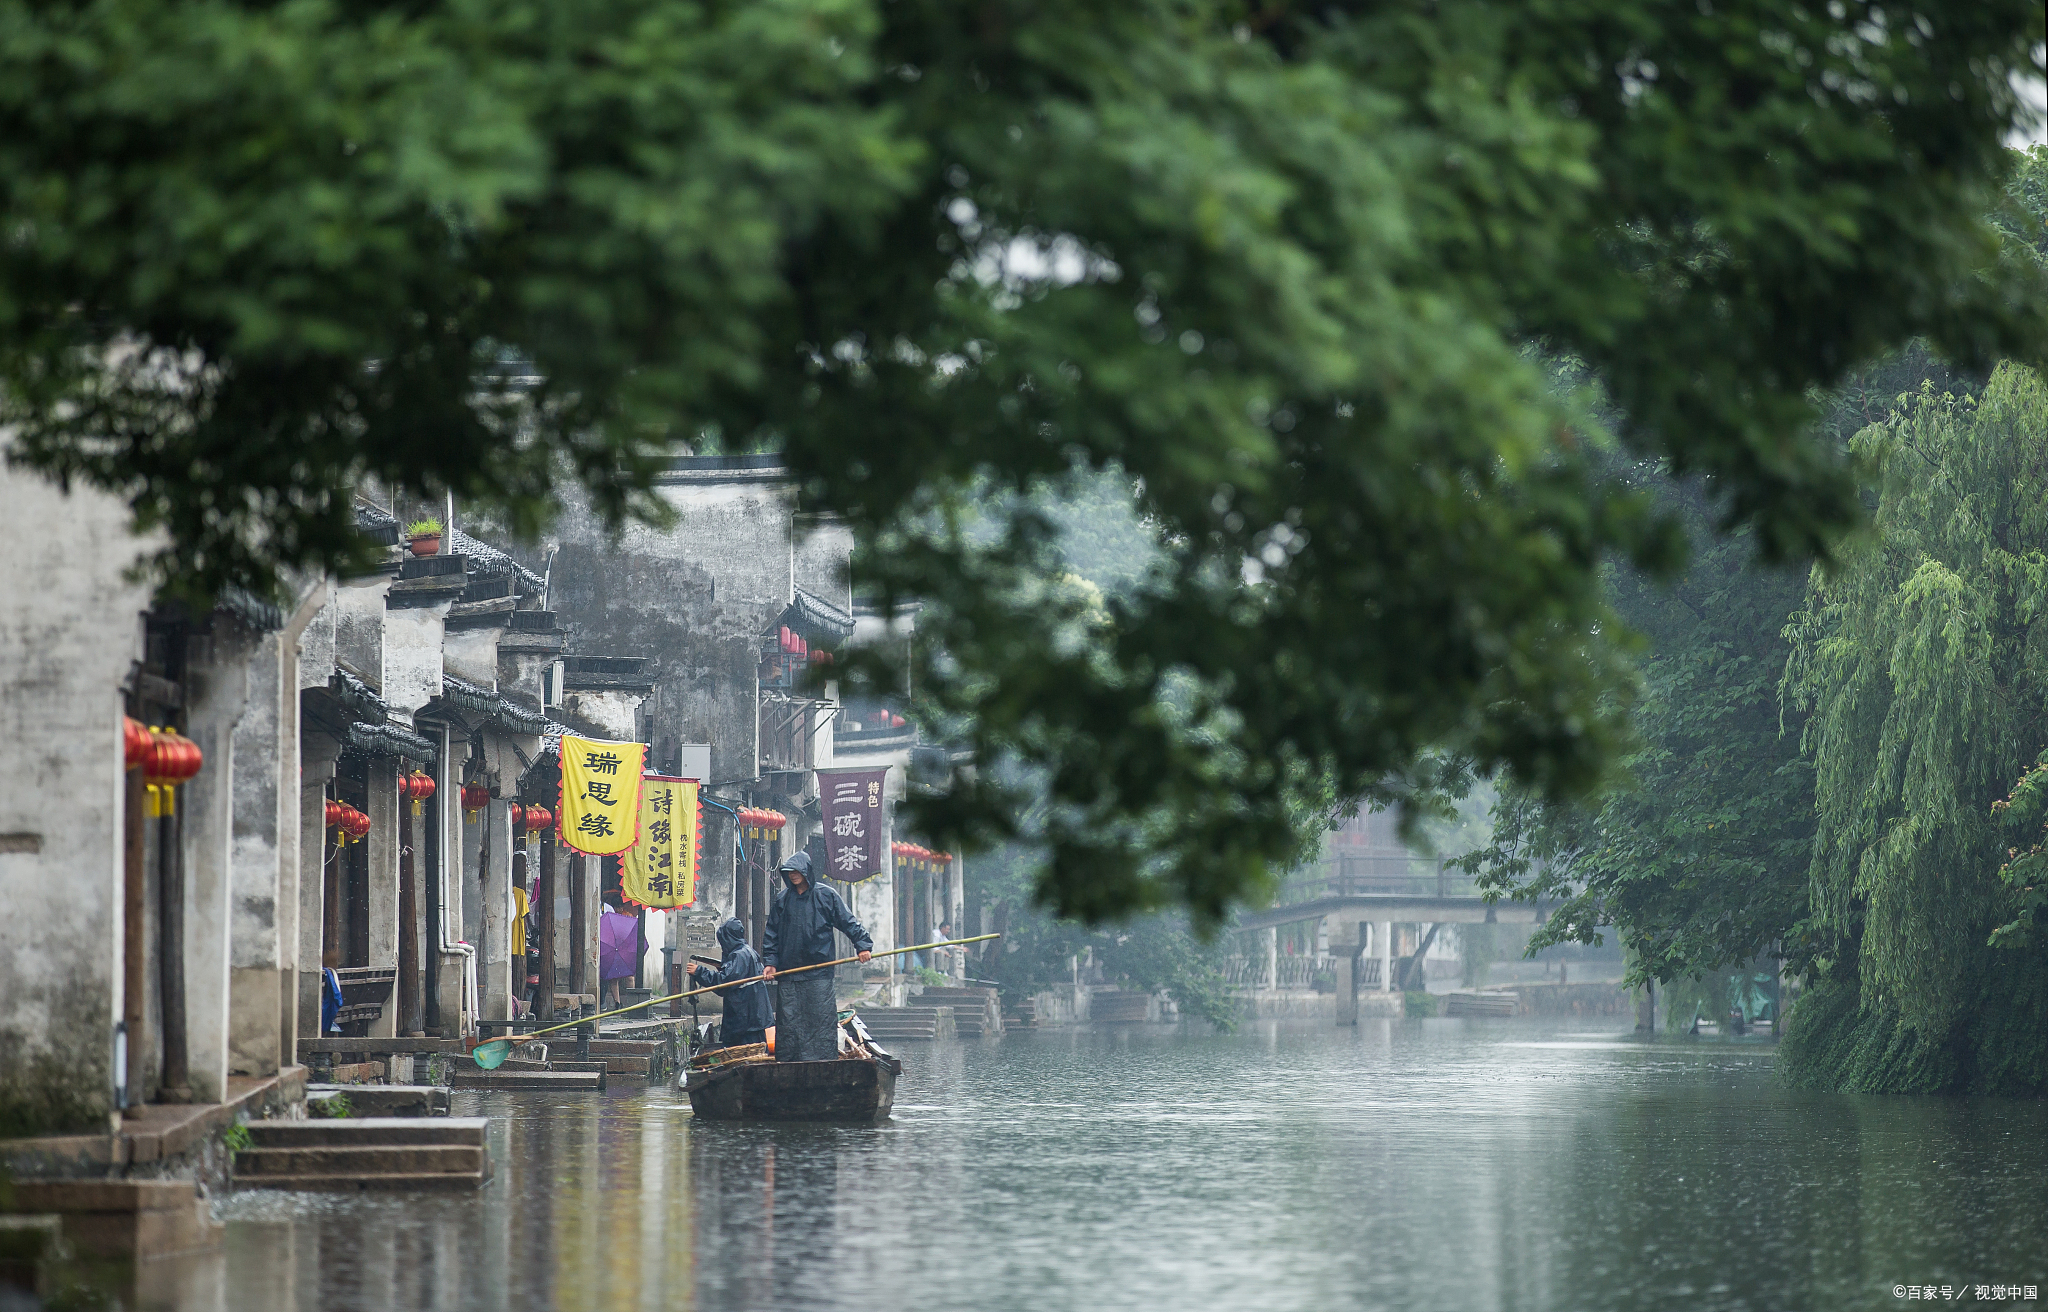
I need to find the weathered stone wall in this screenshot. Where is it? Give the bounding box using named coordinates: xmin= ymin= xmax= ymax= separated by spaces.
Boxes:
xmin=229 ymin=632 xmax=287 ymax=1077
xmin=0 ymin=463 xmax=154 ymax=1135
xmin=544 ymin=470 xmax=804 ymax=786
xmin=182 ymin=626 xmax=257 ymax=1103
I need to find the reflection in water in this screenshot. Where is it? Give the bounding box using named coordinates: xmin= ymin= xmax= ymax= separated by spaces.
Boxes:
xmin=163 ymin=1021 xmax=2048 ymax=1312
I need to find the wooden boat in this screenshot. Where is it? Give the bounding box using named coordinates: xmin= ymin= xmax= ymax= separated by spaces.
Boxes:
xmin=684 ymin=1055 xmax=898 ymax=1123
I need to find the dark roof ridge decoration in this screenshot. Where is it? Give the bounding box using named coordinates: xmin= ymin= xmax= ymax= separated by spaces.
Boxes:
xmin=346 ymin=719 xmax=438 ymax=764
xmin=215 ymin=585 xmax=284 ymax=633
xmin=332 ymin=669 xmax=388 ymax=722
xmin=439 ymin=673 xmax=550 ymax=735
xmin=354 ymin=500 xmax=401 ymax=546
xmin=445 ymin=526 xmax=546 ymax=593
xmin=785 ymin=587 xmax=855 ymax=644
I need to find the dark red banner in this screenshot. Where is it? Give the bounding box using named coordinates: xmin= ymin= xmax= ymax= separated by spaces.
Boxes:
xmin=816 ymin=767 xmax=889 ymax=881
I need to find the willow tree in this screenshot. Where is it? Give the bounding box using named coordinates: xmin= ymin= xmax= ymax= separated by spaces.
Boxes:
xmin=4 ymin=0 xmax=2045 ymax=923
xmin=1781 ymin=364 xmax=2048 ymax=1094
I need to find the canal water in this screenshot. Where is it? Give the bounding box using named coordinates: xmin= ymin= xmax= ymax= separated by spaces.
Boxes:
xmin=171 ymin=1018 xmax=2045 ymax=1311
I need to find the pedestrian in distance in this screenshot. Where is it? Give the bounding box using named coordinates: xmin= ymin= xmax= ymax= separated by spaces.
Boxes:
xmin=762 ymin=851 xmax=872 ymax=1061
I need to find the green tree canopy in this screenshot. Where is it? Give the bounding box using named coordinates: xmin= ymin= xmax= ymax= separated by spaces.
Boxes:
xmin=1779 ymin=363 xmax=2048 ymax=1093
xmin=4 ymin=0 xmax=2044 ymax=922
xmin=1458 ymin=472 xmax=1817 ymax=988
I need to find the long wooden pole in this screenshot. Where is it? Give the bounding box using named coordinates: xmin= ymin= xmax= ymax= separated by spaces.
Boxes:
xmin=480 ymin=933 xmax=1001 ymax=1052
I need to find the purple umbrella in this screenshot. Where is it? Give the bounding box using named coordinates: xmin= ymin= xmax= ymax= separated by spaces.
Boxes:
xmin=599 ymin=911 xmax=640 ymax=982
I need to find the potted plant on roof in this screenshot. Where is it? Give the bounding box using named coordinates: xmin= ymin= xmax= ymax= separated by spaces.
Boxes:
xmin=406 ymin=517 xmax=443 ymax=557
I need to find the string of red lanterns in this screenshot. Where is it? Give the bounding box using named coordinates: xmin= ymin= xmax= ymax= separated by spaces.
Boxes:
xmin=891 ymin=841 xmax=952 ymax=872
xmin=324 ymin=799 xmax=371 ymax=844
xmin=737 ymin=807 xmax=787 ymax=839
xmin=776 ymin=626 xmax=832 ymax=665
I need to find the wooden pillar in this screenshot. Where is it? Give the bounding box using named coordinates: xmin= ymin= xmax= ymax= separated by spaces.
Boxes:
xmin=122 ymin=765 xmax=148 ymax=1106
xmin=158 ymin=794 xmax=189 ymax=1099
xmin=398 ymin=829 xmax=422 ymax=1036
xmin=423 ymin=774 xmax=442 ymax=1034
xmin=1378 ymin=919 xmax=1394 ymax=993
xmin=536 ymin=830 xmax=557 ymax=1023
xmin=569 ymin=851 xmax=589 ymax=1004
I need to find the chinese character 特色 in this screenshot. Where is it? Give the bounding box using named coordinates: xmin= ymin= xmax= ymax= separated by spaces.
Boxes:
xmin=584 ymin=750 xmax=622 ymax=775
xmin=576 ymin=813 xmax=616 ymax=839
xmin=649 ymin=819 xmax=672 ymax=846
xmin=832 ymin=812 xmax=864 ymax=838
xmin=582 ymin=780 xmax=617 ymax=805
xmin=650 ymin=789 xmax=672 ymax=815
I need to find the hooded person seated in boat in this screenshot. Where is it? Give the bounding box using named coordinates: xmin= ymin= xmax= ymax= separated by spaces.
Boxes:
xmin=762 ymin=851 xmax=872 ymax=1062
xmin=689 ymin=917 xmax=773 ymax=1050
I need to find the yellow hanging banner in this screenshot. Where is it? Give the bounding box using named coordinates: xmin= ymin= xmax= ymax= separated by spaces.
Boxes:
xmin=621 ymin=775 xmax=700 ymax=909
xmin=556 ymin=733 xmax=648 ymax=856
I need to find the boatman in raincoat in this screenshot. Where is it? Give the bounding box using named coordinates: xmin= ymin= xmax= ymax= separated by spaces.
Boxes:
xmin=689 ymin=918 xmax=773 ymax=1050
xmin=762 ymin=850 xmax=872 ymax=1061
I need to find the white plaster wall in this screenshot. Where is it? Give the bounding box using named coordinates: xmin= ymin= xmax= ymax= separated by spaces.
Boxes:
xmin=365 ymin=759 xmax=400 ymax=1037
xmin=0 ymin=461 xmax=154 ymax=1131
xmin=791 ymin=514 xmax=854 ymax=611
xmin=228 ymin=632 xmax=286 ymax=1076
xmin=298 ymin=600 xmax=336 ymax=692
xmin=442 ymin=627 xmax=499 ymax=689
xmin=331 ymin=576 xmax=391 ymax=688
xmin=182 ymin=626 xmax=257 ymax=1104
xmin=562 ymin=689 xmax=643 ymax=741
xmin=479 ymin=801 xmax=514 ymax=1022
xmin=381 ymin=605 xmax=448 ymax=719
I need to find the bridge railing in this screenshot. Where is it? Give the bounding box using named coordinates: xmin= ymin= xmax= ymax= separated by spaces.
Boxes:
xmin=1276 ymin=855 xmax=1483 ymax=904
xmin=1224 ymin=954 xmax=1382 ymax=990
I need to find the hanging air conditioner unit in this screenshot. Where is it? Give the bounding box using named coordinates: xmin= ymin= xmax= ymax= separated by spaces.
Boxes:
xmin=543 ymin=660 xmax=566 ymax=708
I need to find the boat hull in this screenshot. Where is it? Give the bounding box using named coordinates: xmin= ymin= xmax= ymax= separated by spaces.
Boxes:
xmin=685 ymin=1057 xmax=897 ymax=1123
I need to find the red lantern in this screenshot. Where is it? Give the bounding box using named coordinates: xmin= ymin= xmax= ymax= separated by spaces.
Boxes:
xmin=142 ymin=727 xmax=203 ymax=816
xmin=509 ymin=803 xmax=527 ymax=830
xmin=123 ymin=717 xmax=151 ymax=769
xmin=525 ymin=805 xmax=553 ymax=831
xmin=325 ymin=800 xmax=346 ymax=828
xmin=461 ymin=781 xmax=490 ymax=816
xmin=344 ymin=805 xmax=371 ymax=840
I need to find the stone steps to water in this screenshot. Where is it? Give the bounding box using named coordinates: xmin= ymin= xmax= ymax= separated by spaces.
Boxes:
xmin=1003 ymin=997 xmax=1040 ymax=1029
xmin=856 ymin=1006 xmax=955 ymax=1040
xmin=448 ymin=1068 xmax=604 ymax=1092
xmin=235 ymin=1144 xmax=485 ymax=1177
xmin=1444 ymin=990 xmax=1520 ymax=1018
xmin=915 ymin=987 xmax=1004 ymax=1037
xmin=6 ymin=1180 xmax=222 ymax=1259
xmin=1091 ymin=990 xmax=1155 ymax=1023
xmin=252 ymin=1118 xmax=486 ymax=1147
xmin=307 ymin=1084 xmax=451 ymax=1117
xmin=234 ymin=1118 xmax=491 ymax=1192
